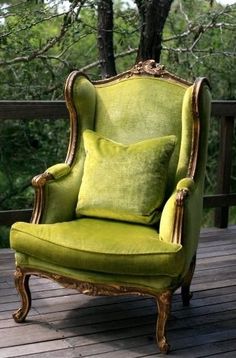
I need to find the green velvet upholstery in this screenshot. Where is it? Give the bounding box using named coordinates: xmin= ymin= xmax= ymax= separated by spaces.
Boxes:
xmin=39 ymin=76 xmax=187 ymax=224
xmin=11 ymin=218 xmax=184 ymax=276
xmin=14 ymin=253 xmax=177 ymax=292
xmin=77 ymin=130 xmax=176 ymax=224
xmin=9 ymin=62 xmax=211 ymax=353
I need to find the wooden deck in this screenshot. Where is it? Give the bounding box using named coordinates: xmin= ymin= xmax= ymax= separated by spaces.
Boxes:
xmin=0 ymin=226 xmax=236 ymax=357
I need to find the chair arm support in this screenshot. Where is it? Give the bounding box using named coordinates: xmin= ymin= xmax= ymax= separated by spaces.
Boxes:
xmin=31 ymin=163 xmax=76 ymax=224
xmin=159 ymin=177 xmax=196 ymax=245
xmin=175 ymin=177 xmax=195 ymax=208
xmin=160 ymin=177 xmax=204 ymax=275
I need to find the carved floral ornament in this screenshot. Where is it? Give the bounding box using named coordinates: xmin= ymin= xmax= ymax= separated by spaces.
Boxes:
xmin=131 ymin=60 xmax=166 ymax=76
xmin=14 ymin=266 xmax=155 ymax=298
xmin=126 ymin=59 xmax=191 ymax=85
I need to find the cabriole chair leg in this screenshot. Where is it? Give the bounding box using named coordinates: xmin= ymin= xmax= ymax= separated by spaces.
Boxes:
xmin=13 ymin=267 xmax=31 ymax=323
xmin=156 ymin=290 xmax=172 ymax=354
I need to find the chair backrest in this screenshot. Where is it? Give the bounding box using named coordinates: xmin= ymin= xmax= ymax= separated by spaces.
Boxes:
xmin=65 ymin=60 xmax=211 ymax=200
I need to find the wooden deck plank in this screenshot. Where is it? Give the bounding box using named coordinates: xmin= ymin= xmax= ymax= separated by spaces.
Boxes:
xmin=0 ymin=227 xmax=236 ymax=357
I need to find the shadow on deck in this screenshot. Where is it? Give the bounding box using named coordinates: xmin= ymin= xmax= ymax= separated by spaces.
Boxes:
xmin=0 ymin=226 xmax=236 ymax=358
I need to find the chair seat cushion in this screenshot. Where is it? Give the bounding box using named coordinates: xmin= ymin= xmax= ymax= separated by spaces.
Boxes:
xmin=10 ymin=218 xmax=185 ymax=277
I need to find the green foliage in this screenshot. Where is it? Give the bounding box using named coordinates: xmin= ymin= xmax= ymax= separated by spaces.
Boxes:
xmin=0 ymin=2 xmax=90 ymax=98
xmin=0 ymin=118 xmax=69 ymax=211
xmin=0 ymin=226 xmax=10 ymax=248
xmin=113 ymin=3 xmax=139 ymax=72
xmin=205 ymin=118 xmax=220 ymax=194
xmin=162 ymin=0 xmax=236 ymax=99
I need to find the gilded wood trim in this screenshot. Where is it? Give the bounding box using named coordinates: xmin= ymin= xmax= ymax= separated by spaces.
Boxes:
xmin=187 ymin=77 xmax=209 ymax=178
xmin=64 ymin=70 xmax=81 ymax=166
xmin=14 ymin=266 xmax=173 ymax=298
xmin=31 ymin=172 xmax=54 ymax=224
xmin=156 ymin=290 xmax=172 ymax=353
xmin=172 ymin=188 xmax=190 ymax=245
xmin=13 ymin=267 xmax=31 ymax=323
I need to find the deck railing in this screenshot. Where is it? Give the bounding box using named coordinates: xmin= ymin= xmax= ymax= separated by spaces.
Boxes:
xmin=0 ymin=100 xmax=236 ymax=228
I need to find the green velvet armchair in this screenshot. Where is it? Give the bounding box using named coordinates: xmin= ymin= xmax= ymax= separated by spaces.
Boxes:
xmin=10 ymin=60 xmax=211 ymax=353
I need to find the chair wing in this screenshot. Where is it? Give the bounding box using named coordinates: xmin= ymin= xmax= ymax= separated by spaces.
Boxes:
xmin=10 ymin=60 xmax=211 ymax=353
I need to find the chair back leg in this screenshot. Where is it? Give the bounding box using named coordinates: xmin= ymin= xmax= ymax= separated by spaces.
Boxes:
xmin=181 ymin=254 xmax=196 ymax=306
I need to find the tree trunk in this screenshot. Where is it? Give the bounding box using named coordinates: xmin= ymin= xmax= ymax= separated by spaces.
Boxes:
xmin=97 ymin=0 xmax=117 ymax=78
xmin=135 ymin=0 xmax=173 ymax=63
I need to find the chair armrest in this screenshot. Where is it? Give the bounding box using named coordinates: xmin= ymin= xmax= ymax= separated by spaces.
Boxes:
xmin=46 ymin=163 xmax=71 ymax=179
xmin=176 ymin=177 xmax=195 ymax=193
xmin=31 ymin=163 xmax=80 ymax=224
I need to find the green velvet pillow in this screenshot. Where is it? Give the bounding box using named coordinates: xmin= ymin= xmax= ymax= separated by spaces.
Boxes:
xmin=76 ymin=130 xmax=176 ymax=225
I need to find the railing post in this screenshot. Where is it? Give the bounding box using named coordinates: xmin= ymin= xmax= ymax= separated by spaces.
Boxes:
xmin=214 ymin=116 xmax=235 ymax=228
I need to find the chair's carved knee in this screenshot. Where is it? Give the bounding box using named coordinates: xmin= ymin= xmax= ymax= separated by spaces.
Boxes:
xmin=13 ymin=267 xmax=31 ymax=323
xmin=156 ymin=290 xmax=172 ymax=354
xmin=181 ymin=254 xmax=196 ymax=306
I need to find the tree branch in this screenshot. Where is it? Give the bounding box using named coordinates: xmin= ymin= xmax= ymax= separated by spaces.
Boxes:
xmin=80 ymin=47 xmax=138 ymax=73
xmin=0 ymin=0 xmax=86 ymax=67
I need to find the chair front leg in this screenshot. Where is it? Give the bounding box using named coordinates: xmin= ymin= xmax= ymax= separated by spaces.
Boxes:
xmin=156 ymin=290 xmax=172 ymax=354
xmin=13 ymin=267 xmax=31 ymax=323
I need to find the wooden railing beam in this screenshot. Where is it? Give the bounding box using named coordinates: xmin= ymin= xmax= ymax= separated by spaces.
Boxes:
xmin=0 ymin=100 xmax=232 ymax=121
xmin=0 ymin=101 xmax=68 ymax=120
xmin=211 ymin=100 xmax=236 ymax=117
xmin=2 ymin=192 xmax=236 ymax=227
xmin=204 ymin=194 xmax=236 ymax=208
xmin=0 ymin=209 xmax=32 ymax=226
xmin=0 ymin=100 xmax=235 ymax=228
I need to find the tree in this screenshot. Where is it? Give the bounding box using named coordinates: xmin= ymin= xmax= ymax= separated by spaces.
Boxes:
xmin=135 ymin=0 xmax=173 ymax=63
xmin=1 ymin=1 xmax=235 ymax=83
xmin=96 ymin=0 xmax=174 ymax=77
